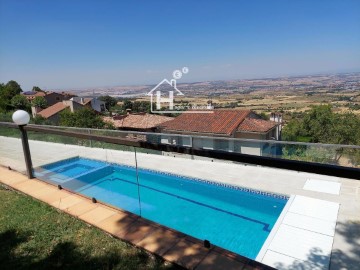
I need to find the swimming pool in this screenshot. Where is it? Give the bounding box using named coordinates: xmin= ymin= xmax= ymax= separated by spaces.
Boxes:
xmin=35 ymin=157 xmax=288 ymax=259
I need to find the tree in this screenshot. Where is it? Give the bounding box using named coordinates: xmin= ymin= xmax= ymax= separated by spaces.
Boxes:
xmin=132 ymin=101 xmax=151 ymax=113
xmin=281 ymin=119 xmax=303 ymax=141
xmin=10 ymin=95 xmax=30 ymax=110
xmin=282 ymin=105 xmax=360 ymax=166
xmin=122 ymin=99 xmax=133 ymax=111
xmin=98 ymin=95 xmax=117 ymax=111
xmin=283 ymin=105 xmax=360 ymax=145
xmin=0 ymin=83 xmax=6 ymax=112
xmin=31 ymin=96 xmax=47 ymax=108
xmin=0 ymin=80 xmax=23 ymax=112
xmin=32 ymin=86 xmax=44 ymax=92
xmin=301 ymin=105 xmax=334 ymax=143
xmin=259 ymin=112 xmax=270 ymax=120
xmin=118 ymin=100 xmax=152 ymax=113
xmin=32 ymin=115 xmax=51 ymax=125
xmin=330 ymin=112 xmax=360 ymax=145
xmin=4 ymin=80 xmax=22 ymax=96
xmin=59 ymin=108 xmax=105 ymax=128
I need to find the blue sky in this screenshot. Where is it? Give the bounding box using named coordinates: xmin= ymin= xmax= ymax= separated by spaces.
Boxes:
xmin=0 ymin=0 xmax=359 ymax=90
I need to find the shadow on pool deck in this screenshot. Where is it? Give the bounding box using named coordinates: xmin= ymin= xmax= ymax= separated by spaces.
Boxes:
xmin=271 ymin=221 xmax=360 ymax=270
xmin=330 ymin=221 xmax=360 ymax=270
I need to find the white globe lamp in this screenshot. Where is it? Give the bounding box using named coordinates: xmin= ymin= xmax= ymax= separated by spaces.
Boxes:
xmin=12 ymin=110 xmax=30 ymax=126
xmin=12 ymin=110 xmax=33 ymax=178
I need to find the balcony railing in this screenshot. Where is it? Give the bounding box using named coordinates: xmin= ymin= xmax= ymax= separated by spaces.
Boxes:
xmin=0 ymin=122 xmax=359 ymax=179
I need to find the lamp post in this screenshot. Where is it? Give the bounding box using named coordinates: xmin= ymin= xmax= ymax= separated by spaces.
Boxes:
xmin=12 ymin=110 xmax=34 ymax=179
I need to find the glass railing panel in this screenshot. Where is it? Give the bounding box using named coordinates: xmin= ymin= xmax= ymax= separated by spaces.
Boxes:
xmin=279 ymin=143 xmax=360 ymax=167
xmin=0 ymin=126 xmax=27 ymax=173
xmin=28 ymin=130 xmax=141 ymax=215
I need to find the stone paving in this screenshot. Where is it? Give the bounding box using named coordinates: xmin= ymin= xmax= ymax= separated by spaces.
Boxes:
xmin=1 ymin=136 xmax=359 ymax=269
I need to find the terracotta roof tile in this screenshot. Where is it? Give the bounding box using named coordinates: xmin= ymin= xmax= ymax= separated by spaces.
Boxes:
xmin=161 ymin=110 xmax=251 ymax=135
xmin=37 ymin=102 xmax=69 ymax=118
xmin=103 ymin=113 xmax=173 ymax=130
xmin=34 ymin=92 xmax=46 ymax=97
xmin=238 ymin=118 xmax=277 ymax=133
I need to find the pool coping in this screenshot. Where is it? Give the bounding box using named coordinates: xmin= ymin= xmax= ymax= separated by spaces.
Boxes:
xmin=0 ymin=166 xmax=276 ymax=270
xmin=256 ymin=195 xmax=295 ymax=261
xmin=255 ymin=194 xmax=340 ymax=269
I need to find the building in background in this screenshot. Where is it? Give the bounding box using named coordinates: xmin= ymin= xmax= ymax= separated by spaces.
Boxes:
xmin=158 ymin=110 xmax=281 ymax=156
xmin=35 ymin=100 xmax=84 ymax=124
xmin=23 ymin=91 xmax=76 ymax=106
xmin=71 ymin=97 xmax=106 ymax=113
xmin=103 ymin=112 xmax=173 ymax=132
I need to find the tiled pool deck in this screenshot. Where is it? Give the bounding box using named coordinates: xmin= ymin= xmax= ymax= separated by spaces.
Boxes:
xmin=1 ymin=137 xmax=360 ymax=269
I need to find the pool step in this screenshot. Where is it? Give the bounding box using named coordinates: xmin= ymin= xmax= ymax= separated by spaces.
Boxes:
xmin=35 ymin=164 xmax=113 ymax=190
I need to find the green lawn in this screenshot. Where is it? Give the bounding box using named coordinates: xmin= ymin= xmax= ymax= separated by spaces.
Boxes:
xmin=0 ymin=184 xmax=179 ymax=270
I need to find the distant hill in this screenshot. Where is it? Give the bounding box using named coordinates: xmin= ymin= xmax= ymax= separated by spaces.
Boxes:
xmin=54 ymin=72 xmax=360 ymax=98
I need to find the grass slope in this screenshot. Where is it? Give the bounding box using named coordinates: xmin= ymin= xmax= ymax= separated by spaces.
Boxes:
xmin=0 ymin=184 xmax=179 ymax=270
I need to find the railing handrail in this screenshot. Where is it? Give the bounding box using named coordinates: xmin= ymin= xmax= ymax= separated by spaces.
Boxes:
xmin=0 ymin=121 xmax=359 ymax=180
xmin=1 ymin=121 xmax=359 ymax=149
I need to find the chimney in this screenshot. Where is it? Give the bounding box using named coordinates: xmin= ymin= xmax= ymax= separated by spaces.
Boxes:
xmin=31 ymin=106 xmax=43 ymax=118
xmin=170 ymin=79 xmax=176 ymax=88
xmin=80 ymin=98 xmax=84 ymax=104
xmin=126 ymin=109 xmax=131 ymax=115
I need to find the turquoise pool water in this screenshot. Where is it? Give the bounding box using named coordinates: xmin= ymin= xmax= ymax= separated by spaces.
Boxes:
xmin=35 ymin=157 xmax=287 ymax=259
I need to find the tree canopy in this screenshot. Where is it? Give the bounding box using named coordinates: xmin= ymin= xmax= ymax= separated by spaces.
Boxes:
xmin=31 ymin=96 xmax=48 ymax=109
xmin=59 ymin=108 xmax=105 ymax=129
xmin=282 ymin=105 xmax=360 ymax=166
xmin=10 ymin=95 xmax=30 ymax=111
xmin=32 ymin=86 xmax=44 ymax=92
xmin=0 ymin=80 xmax=23 ymax=112
xmin=118 ymin=99 xmax=152 ymax=113
xmin=98 ymin=95 xmax=117 ymax=111
xmin=122 ymin=99 xmax=133 ymax=111
xmin=282 ymin=105 xmax=360 ymax=145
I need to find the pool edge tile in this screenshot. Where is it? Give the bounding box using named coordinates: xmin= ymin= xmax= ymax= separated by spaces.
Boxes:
xmin=137 ymin=226 xmax=183 ymax=256
xmin=196 ymin=250 xmax=246 ymax=270
xmin=78 ymin=205 xmax=118 ymax=225
xmin=162 ymin=238 xmax=210 ymax=270
xmin=256 ymin=194 xmax=295 ymax=262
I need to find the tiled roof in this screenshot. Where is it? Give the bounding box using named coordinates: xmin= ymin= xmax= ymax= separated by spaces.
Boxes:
xmin=103 ymin=113 xmax=173 ymax=130
xmin=161 ymin=110 xmax=251 ymax=135
xmin=238 ymin=118 xmax=277 ymax=133
xmin=37 ymin=102 xmax=69 ymax=118
xmin=21 ymin=91 xmax=45 ymax=97
xmin=34 ymin=92 xmax=46 ymax=97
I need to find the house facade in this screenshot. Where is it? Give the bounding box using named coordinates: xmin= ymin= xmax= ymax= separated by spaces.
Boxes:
xmin=70 ymin=97 xmax=106 ymax=113
xmin=158 ymin=110 xmax=281 ymax=156
xmin=36 ymin=100 xmax=84 ymax=124
xmin=23 ymin=91 xmax=75 ymax=106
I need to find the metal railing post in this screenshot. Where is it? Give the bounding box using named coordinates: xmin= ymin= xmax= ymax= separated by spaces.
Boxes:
xmin=19 ymin=125 xmax=34 ymax=179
